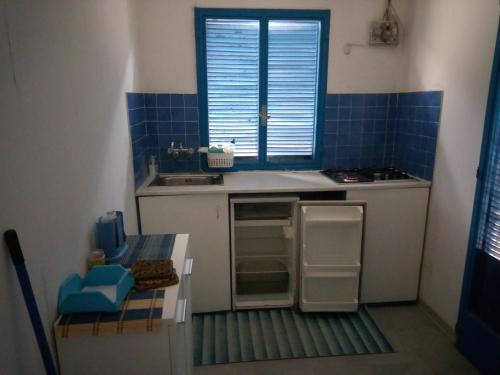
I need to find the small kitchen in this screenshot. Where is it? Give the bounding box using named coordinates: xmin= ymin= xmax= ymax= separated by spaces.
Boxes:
xmin=2 ymin=1 xmax=499 ymax=375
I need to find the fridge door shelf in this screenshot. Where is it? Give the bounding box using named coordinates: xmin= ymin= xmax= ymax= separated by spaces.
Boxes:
xmin=301 ymin=272 xmax=360 ymax=312
xmin=300 ymin=299 xmax=359 ymax=312
xmin=301 ymin=205 xmax=363 ymax=266
xmin=301 ymin=263 xmax=361 ymax=273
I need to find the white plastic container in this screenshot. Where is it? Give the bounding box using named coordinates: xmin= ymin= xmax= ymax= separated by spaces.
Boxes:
xmin=207 ymin=151 xmax=234 ymax=168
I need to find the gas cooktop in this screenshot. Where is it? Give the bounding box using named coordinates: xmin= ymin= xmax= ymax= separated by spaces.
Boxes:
xmin=321 ymin=167 xmax=413 ymax=184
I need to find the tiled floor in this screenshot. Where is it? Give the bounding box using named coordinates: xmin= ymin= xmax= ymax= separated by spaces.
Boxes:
xmin=193 ymin=305 xmax=479 ymax=375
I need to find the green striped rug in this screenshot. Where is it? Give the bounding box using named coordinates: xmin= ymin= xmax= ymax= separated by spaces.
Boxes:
xmin=193 ymin=306 xmax=393 ymax=365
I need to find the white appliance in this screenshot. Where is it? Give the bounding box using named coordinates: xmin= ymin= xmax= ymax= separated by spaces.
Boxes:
xmin=230 ymin=196 xmax=365 ymax=312
xmin=298 ymin=202 xmax=364 ymax=312
xmin=230 ymin=195 xmax=298 ymax=310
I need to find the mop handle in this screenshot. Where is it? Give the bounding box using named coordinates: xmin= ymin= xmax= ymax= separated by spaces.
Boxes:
xmin=4 ymin=230 xmax=58 ymax=375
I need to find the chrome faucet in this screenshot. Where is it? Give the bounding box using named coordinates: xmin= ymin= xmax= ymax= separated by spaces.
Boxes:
xmin=168 ymin=142 xmax=194 ymax=160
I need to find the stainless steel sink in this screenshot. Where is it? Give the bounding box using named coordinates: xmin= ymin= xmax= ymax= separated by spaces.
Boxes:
xmin=149 ymin=174 xmax=223 ymax=187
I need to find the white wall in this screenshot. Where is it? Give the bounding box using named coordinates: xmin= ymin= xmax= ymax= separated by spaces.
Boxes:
xmin=402 ymin=0 xmax=499 ymax=329
xmin=0 ymin=0 xmax=138 ymax=373
xmin=134 ymin=0 xmax=411 ymax=93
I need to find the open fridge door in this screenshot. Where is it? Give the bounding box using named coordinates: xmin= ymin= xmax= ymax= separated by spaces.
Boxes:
xmin=299 ymin=201 xmax=365 ymax=312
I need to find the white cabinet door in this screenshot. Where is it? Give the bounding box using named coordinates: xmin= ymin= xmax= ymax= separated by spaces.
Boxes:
xmin=139 ymin=195 xmax=230 ymax=312
xmin=172 ymin=257 xmax=194 ymax=375
xmin=347 ymin=188 xmax=429 ymax=303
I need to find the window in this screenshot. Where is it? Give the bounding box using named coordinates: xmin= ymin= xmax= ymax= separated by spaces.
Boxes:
xmin=477 ymin=106 xmax=500 ymax=261
xmin=195 ymin=8 xmax=330 ymax=169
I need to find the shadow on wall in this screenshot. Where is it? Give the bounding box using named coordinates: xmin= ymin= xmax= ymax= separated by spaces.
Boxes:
xmin=0 ymin=1 xmax=139 ymax=374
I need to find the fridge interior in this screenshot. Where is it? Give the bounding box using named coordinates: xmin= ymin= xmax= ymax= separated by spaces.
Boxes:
xmin=231 ymin=197 xmax=297 ymax=310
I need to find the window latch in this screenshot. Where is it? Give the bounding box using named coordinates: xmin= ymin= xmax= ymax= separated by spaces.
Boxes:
xmin=259 ymin=104 xmax=271 ymax=126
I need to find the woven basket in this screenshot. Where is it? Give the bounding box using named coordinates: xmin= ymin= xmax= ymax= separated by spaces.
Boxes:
xmin=207 ymin=152 xmax=234 ymax=168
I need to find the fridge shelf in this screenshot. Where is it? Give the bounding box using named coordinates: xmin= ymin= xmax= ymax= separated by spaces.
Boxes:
xmin=235 ymin=236 xmax=288 ymax=258
xmin=235 ymin=292 xmax=294 ymax=309
xmin=236 ymin=254 xmax=290 ymax=259
xmin=236 ymin=259 xmax=289 ymax=295
xmin=234 ymin=219 xmax=292 ymax=227
xmin=234 ymin=202 xmax=293 ymax=221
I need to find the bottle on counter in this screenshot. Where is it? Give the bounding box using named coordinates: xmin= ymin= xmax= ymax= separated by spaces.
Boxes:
xmin=87 ymin=249 xmax=106 ymax=270
xmin=149 ymin=155 xmax=158 ymax=177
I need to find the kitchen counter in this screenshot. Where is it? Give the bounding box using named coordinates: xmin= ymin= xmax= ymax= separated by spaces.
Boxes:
xmin=136 ymin=170 xmax=431 ymax=197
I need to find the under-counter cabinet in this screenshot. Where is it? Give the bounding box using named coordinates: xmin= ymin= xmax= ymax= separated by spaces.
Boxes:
xmin=139 ymin=194 xmax=230 ymax=312
xmin=348 ymin=188 xmax=430 ymax=303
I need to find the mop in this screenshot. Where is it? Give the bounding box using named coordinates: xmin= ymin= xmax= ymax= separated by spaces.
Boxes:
xmin=4 ymin=229 xmax=58 ymax=375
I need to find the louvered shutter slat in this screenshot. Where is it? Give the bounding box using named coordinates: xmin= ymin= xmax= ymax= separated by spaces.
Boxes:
xmin=267 ymin=20 xmax=320 ymax=157
xmin=206 ymin=19 xmax=260 ymax=157
xmin=477 ymin=109 xmax=500 ymax=260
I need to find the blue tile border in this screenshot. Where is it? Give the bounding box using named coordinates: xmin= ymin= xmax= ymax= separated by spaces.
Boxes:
xmin=127 ymin=91 xmax=442 ymax=185
xmin=392 ymin=91 xmax=442 ymax=180
xmin=322 ymin=91 xmax=442 ymax=180
xmin=127 ymin=93 xmax=201 ymax=187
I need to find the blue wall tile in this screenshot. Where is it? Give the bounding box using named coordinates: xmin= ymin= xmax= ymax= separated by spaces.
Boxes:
xmin=145 ymin=94 xmax=156 ymax=108
xmin=392 ymin=91 xmax=442 ymax=180
xmin=170 ymin=94 xmax=184 ymax=107
xmin=127 ymin=90 xmax=442 ymax=185
xmin=127 ymin=92 xmax=201 ymax=184
xmin=146 ymin=108 xmax=157 ymax=121
xmin=156 ymin=94 xmax=170 ymax=107
xmin=185 ymin=108 xmax=199 ymax=122
xmin=322 ymin=91 xmax=441 ymax=177
xmin=184 ymin=94 xmax=198 ymax=108
xmin=158 ymin=108 xmax=171 ymax=122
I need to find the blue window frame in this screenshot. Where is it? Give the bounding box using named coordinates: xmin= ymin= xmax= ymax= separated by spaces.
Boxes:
xmin=195 ymin=8 xmax=330 ymax=170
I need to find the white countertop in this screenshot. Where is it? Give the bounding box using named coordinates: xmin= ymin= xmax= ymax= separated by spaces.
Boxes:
xmin=136 ymin=170 xmax=431 ymax=196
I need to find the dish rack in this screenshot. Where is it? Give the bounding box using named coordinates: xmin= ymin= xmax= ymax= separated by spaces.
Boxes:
xmin=207 ymin=151 xmax=234 ymax=168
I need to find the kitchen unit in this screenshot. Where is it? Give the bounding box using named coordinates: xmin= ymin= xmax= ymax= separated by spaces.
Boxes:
xmin=137 ymin=171 xmax=431 ymax=313
xmin=139 ymin=194 xmax=230 ymax=313
xmin=349 ymin=188 xmax=430 ymax=302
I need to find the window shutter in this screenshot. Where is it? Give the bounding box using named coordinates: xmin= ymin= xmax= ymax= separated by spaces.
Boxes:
xmin=477 ymin=115 xmax=500 ymax=260
xmin=205 ymin=19 xmax=260 ymax=157
xmin=266 ymin=20 xmax=321 ymax=157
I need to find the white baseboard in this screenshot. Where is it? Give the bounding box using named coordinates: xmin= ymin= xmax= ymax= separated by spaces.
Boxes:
xmin=418 ymin=300 xmax=456 ymax=343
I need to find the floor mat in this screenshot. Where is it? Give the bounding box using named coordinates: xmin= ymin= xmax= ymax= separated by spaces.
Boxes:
xmin=192 ymin=306 xmax=394 ymax=365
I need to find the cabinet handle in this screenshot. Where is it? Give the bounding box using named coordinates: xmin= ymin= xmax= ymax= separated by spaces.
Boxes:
xmin=183 ymin=258 xmax=193 ymax=276
xmin=176 ymin=298 xmax=187 ymax=324
xmin=216 ymin=205 xmax=220 ymax=219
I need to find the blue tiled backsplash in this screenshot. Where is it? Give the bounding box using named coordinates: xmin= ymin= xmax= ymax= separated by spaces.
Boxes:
xmin=127 ymin=91 xmax=442 ymax=188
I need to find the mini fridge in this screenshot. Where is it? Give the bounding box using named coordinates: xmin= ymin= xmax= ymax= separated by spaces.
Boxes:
xmin=230 ymin=195 xmax=298 ymax=310
xmin=230 ymin=195 xmax=365 ymax=312
xmin=298 ymin=201 xmax=365 ymax=312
